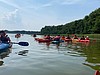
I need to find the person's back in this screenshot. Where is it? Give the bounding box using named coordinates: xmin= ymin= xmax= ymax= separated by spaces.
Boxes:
xmin=85 ymin=36 xmax=89 ymax=40
xmin=66 ymin=35 xmax=71 ymax=39
xmin=54 ymin=35 xmax=60 ymax=41
xmin=73 ymin=35 xmax=78 ymax=39
xmin=80 ymin=36 xmax=85 ymax=40
xmin=44 ymin=35 xmax=51 ymax=40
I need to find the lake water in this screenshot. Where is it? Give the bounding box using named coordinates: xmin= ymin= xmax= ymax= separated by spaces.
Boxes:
xmin=0 ymin=34 xmax=100 ymax=75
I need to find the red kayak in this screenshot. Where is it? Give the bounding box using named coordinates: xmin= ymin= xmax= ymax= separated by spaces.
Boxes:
xmin=78 ymin=40 xmax=90 ymax=42
xmin=35 ymin=38 xmax=39 ymax=41
xmin=36 ymin=38 xmax=51 ymax=43
xmin=94 ymin=71 xmax=100 ymax=75
xmin=65 ymin=39 xmax=72 ymax=42
xmin=72 ymin=39 xmax=90 ymax=43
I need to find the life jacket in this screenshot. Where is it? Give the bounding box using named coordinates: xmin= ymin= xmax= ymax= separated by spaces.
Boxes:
xmin=44 ymin=36 xmax=51 ymax=39
xmin=54 ymin=36 xmax=60 ymax=41
xmin=61 ymin=36 xmax=65 ymax=40
xmin=85 ymin=38 xmax=89 ymax=40
xmin=0 ymin=36 xmax=9 ymax=43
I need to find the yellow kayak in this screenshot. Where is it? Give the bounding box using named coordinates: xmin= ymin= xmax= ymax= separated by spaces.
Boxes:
xmin=72 ymin=39 xmax=79 ymax=43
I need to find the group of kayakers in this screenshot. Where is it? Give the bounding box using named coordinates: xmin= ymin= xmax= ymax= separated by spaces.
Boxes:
xmin=0 ymin=31 xmax=90 ymax=43
xmin=0 ymin=31 xmax=11 ymax=43
xmin=73 ymin=35 xmax=89 ymax=40
xmin=42 ymin=34 xmax=89 ymax=41
xmin=43 ymin=35 xmax=61 ymax=41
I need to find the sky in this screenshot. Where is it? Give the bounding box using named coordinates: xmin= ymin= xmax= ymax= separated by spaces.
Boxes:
xmin=0 ymin=0 xmax=100 ymax=31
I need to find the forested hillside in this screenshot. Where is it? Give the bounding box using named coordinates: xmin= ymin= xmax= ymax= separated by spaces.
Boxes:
xmin=41 ymin=8 xmax=100 ymax=34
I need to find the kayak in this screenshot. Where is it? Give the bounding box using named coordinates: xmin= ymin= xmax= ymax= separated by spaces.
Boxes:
xmin=72 ymin=39 xmax=79 ymax=43
xmin=37 ymin=39 xmax=51 ymax=43
xmin=65 ymin=39 xmax=72 ymax=42
xmin=94 ymin=71 xmax=100 ymax=75
xmin=35 ymin=38 xmax=39 ymax=41
xmin=52 ymin=40 xmax=64 ymax=44
xmin=72 ymin=39 xmax=90 ymax=43
xmin=52 ymin=41 xmax=60 ymax=44
xmin=78 ymin=40 xmax=90 ymax=42
xmin=0 ymin=43 xmax=11 ymax=52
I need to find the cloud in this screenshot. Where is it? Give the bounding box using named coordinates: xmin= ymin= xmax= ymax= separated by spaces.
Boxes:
xmin=27 ymin=3 xmax=52 ymax=10
xmin=3 ymin=9 xmax=18 ymax=20
xmin=0 ymin=9 xmax=24 ymax=30
xmin=0 ymin=0 xmax=98 ymax=31
xmin=0 ymin=0 xmax=20 ymax=9
xmin=0 ymin=0 xmax=81 ymax=11
xmin=28 ymin=0 xmax=82 ymax=10
xmin=53 ymin=0 xmax=81 ymax=5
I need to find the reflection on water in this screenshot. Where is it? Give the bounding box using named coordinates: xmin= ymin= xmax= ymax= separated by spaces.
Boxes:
xmin=61 ymin=40 xmax=100 ymax=71
xmin=0 ymin=34 xmax=100 ymax=75
xmin=16 ymin=50 xmax=29 ymax=56
xmin=0 ymin=61 xmax=4 ymax=66
xmin=82 ymin=41 xmax=100 ymax=70
xmin=0 ymin=49 xmax=12 ymax=66
xmin=43 ymin=39 xmax=100 ymax=71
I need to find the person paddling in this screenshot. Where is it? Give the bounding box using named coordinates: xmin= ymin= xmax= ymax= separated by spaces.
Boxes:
xmin=44 ymin=35 xmax=51 ymax=40
xmin=0 ymin=31 xmax=11 ymax=43
xmin=61 ymin=35 xmax=65 ymax=40
xmin=66 ymin=35 xmax=71 ymax=39
xmin=80 ymin=36 xmax=85 ymax=40
xmin=73 ymin=35 xmax=78 ymax=39
xmin=85 ymin=36 xmax=89 ymax=40
xmin=54 ymin=35 xmax=61 ymax=41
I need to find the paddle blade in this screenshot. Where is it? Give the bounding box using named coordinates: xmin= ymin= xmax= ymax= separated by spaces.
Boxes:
xmin=18 ymin=42 xmax=29 ymax=46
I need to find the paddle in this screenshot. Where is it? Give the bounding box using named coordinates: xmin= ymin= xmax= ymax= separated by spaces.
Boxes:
xmin=12 ymin=42 xmax=29 ymax=46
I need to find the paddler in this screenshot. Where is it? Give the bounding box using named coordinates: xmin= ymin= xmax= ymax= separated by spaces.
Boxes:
xmin=73 ymin=35 xmax=78 ymax=39
xmin=0 ymin=31 xmax=11 ymax=43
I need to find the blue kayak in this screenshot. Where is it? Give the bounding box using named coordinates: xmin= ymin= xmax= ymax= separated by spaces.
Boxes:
xmin=52 ymin=40 xmax=64 ymax=44
xmin=0 ymin=43 xmax=11 ymax=51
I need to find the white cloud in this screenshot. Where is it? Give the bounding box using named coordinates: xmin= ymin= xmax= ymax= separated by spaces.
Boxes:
xmin=27 ymin=3 xmax=52 ymax=10
xmin=53 ymin=0 xmax=81 ymax=5
xmin=3 ymin=9 xmax=18 ymax=20
xmin=0 ymin=0 xmax=20 ymax=9
xmin=29 ymin=0 xmax=82 ymax=10
xmin=61 ymin=0 xmax=81 ymax=5
xmin=0 ymin=0 xmax=81 ymax=11
xmin=0 ymin=9 xmax=24 ymax=30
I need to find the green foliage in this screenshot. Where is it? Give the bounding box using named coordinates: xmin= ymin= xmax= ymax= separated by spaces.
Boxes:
xmin=41 ymin=8 xmax=100 ymax=34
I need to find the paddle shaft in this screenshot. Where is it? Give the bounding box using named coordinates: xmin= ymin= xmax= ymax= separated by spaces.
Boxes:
xmin=12 ymin=42 xmax=29 ymax=46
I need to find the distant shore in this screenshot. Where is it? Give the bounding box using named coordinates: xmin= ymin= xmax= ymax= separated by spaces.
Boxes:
xmin=4 ymin=30 xmax=41 ymax=35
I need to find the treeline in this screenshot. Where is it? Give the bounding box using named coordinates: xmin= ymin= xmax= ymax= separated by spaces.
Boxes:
xmin=41 ymin=8 xmax=100 ymax=34
xmin=4 ymin=30 xmax=41 ymax=34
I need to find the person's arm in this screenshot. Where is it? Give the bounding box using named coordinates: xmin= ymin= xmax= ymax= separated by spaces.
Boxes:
xmin=8 ymin=37 xmax=11 ymax=43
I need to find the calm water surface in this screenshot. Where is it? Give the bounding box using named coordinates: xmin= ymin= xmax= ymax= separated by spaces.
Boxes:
xmin=0 ymin=34 xmax=100 ymax=75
